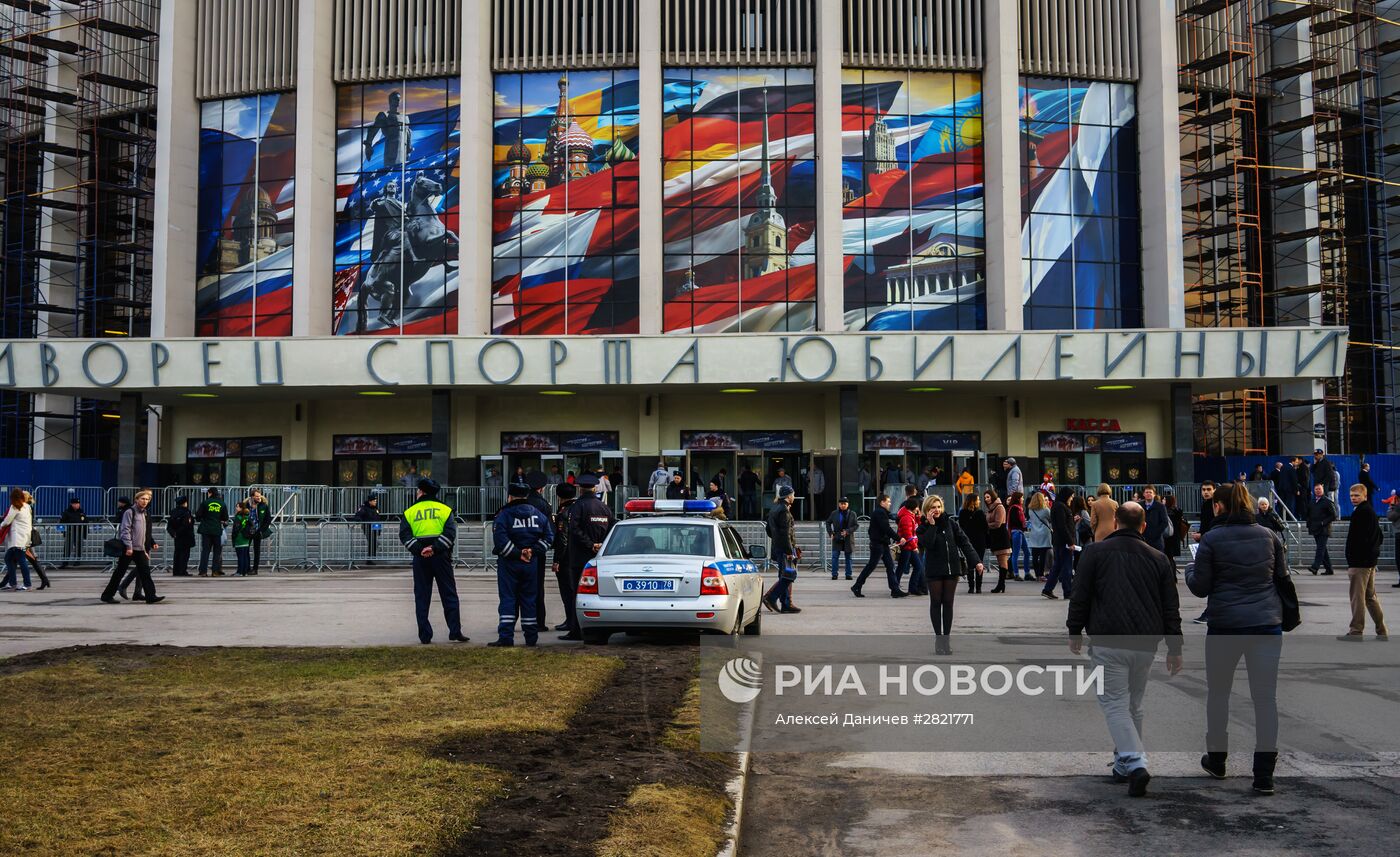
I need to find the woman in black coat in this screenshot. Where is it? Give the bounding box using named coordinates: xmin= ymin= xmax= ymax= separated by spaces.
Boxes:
xmin=917 ymin=494 xmax=984 ymax=655
xmin=1185 ymin=482 xmax=1296 ymax=796
xmin=1163 ymin=494 xmax=1187 ymax=560
xmin=958 ymin=494 xmax=989 ymax=595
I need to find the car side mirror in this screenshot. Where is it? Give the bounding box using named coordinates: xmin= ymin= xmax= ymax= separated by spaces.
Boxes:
xmin=747 ymin=545 xmax=767 ymax=560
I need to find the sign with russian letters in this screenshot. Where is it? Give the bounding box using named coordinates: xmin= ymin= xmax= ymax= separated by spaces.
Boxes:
xmin=0 ymin=329 xmax=1348 ymax=395
xmin=1065 ymin=418 xmax=1121 ymax=431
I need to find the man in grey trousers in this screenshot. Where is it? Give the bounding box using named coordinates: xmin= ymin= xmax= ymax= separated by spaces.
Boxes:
xmin=1067 ymin=502 xmax=1183 ymax=797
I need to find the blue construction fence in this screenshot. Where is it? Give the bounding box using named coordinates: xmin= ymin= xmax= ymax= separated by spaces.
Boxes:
xmin=1196 ymin=454 xmax=1400 ymax=517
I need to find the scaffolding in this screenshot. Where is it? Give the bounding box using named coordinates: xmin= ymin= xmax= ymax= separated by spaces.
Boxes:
xmin=1179 ymin=0 xmax=1398 ymax=455
xmin=0 ymin=0 xmax=158 ymax=460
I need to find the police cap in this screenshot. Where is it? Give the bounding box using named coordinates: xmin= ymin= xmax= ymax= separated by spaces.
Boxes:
xmin=577 ymin=473 xmax=600 ymax=490
xmin=417 ymin=478 xmax=441 ymax=497
xmin=507 ymin=482 xmax=531 ymax=497
xmin=555 ymin=483 xmax=577 ymax=499
xmin=525 ymin=470 xmax=547 ymax=491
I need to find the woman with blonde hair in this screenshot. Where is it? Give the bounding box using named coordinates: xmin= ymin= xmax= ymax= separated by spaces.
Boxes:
xmin=916 ymin=494 xmax=983 ymax=655
xmin=20 ymin=491 xmax=50 ymax=590
xmin=1026 ymin=491 xmax=1052 ymax=581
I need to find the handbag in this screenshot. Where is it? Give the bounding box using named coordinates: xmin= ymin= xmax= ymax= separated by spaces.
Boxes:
xmin=103 ymin=537 xmax=125 ymax=558
xmin=29 ymin=526 xmax=42 ymax=547
xmin=1274 ymin=541 xmax=1301 ymax=632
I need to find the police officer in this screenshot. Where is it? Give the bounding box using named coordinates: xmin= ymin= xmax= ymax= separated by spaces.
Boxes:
xmin=552 ymin=482 xmax=578 ymax=632
xmin=195 ymin=487 xmax=229 ymax=576
xmin=564 ymin=473 xmax=615 ymax=641
xmin=524 ymin=471 xmax=553 ymax=630
xmin=399 ymin=478 xmax=468 ymax=645
xmin=490 ymin=481 xmax=554 ymax=647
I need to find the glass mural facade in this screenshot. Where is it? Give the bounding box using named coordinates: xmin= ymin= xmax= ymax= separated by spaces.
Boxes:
xmin=1020 ymin=77 xmax=1141 ymax=330
xmin=841 ymin=70 xmax=985 ymax=330
xmin=197 ymin=94 xmax=296 ymax=336
xmin=333 ymin=78 xmax=460 ymax=335
xmin=492 ymin=71 xmax=640 ymax=335
xmin=661 ymin=68 xmax=817 ymax=333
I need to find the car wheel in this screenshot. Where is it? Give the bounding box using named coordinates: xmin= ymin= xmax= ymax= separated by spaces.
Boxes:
xmin=744 ymin=604 xmax=762 ymax=636
xmin=727 ymin=604 xmax=745 ymax=636
xmin=582 ymin=629 xmax=611 ymax=645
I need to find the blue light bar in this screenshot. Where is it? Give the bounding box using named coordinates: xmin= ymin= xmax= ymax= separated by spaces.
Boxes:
xmin=623 ymin=499 xmax=720 ymax=513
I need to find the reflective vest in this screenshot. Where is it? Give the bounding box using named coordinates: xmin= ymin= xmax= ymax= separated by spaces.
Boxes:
xmin=405 ymin=500 xmax=452 ymax=539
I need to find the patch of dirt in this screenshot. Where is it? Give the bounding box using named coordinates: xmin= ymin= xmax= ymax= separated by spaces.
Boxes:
xmin=441 ymin=645 xmax=735 ymax=857
xmin=0 ymin=643 xmax=213 ymax=677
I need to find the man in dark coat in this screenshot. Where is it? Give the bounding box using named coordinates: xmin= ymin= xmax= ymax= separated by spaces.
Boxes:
xmin=1311 ymin=450 xmax=1338 ymax=504
xmin=1342 ymin=483 xmax=1388 ymax=640
xmin=59 ymin=498 xmax=88 ymax=568
xmin=826 ymin=497 xmax=857 ymax=580
xmin=1306 ymin=483 xmax=1337 ymax=575
xmin=564 ymin=474 xmax=615 ymax=640
xmin=1270 ymin=461 xmax=1299 ymax=520
xmin=551 ymin=482 xmax=578 ymax=634
xmin=1359 ymin=463 xmax=1379 ymax=505
xmin=852 ymin=494 xmax=903 ymax=598
xmin=354 ymin=495 xmax=384 ymax=559
xmin=762 ymin=487 xmax=801 ymax=613
xmin=166 ymin=496 xmax=197 ymax=576
xmin=247 ymin=489 xmax=273 ymax=575
xmin=1067 ymin=501 xmax=1183 ymax=797
xmin=524 ymin=471 xmax=553 ymax=630
xmin=1140 ymin=485 xmax=1169 ymax=553
xmin=1043 ymin=488 xmax=1078 ymax=600
xmin=195 ymin=488 xmax=229 ymax=576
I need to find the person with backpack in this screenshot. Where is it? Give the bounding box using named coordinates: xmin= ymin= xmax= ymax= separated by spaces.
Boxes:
xmin=231 ymin=502 xmax=255 ymax=576
xmin=166 ymin=496 xmax=197 ymax=576
xmin=101 ymin=490 xmax=162 ymax=604
xmin=1340 ymin=483 xmax=1388 ymax=641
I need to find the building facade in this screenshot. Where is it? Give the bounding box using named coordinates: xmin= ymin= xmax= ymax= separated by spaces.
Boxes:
xmin=3 ymin=0 xmax=1381 ymax=511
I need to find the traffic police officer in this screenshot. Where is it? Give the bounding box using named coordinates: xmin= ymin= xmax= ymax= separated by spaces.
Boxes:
xmin=490 ymin=481 xmax=554 ymax=647
xmin=399 ymin=478 xmax=467 ymax=645
xmin=551 ymin=482 xmax=578 ymax=633
xmin=563 ymin=473 xmax=615 ymax=641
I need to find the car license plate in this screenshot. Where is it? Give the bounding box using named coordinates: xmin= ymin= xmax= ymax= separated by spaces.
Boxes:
xmin=622 ymin=579 xmax=675 ymax=592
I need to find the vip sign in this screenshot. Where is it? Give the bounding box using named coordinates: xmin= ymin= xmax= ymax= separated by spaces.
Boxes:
xmin=1065 ymin=419 xmax=1122 ymax=431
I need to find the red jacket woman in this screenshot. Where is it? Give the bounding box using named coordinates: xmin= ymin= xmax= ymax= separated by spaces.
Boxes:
xmin=897 ymin=503 xmax=920 ymax=552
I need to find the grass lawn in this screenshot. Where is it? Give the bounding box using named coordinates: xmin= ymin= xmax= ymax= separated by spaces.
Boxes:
xmin=0 ymin=646 xmax=617 ymax=856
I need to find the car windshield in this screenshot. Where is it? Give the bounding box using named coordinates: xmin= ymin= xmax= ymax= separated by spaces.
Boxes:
xmin=602 ymin=523 xmax=714 ymax=557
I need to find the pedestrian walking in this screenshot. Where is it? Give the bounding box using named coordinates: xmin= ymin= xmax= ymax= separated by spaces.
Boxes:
xmin=1305 ymin=483 xmax=1337 ymax=575
xmin=1072 ymin=492 xmax=1093 ymax=569
xmin=984 ymin=489 xmax=1011 ymax=593
xmin=195 ymin=487 xmax=229 ymax=576
xmin=705 ymin=480 xmax=731 ymax=520
xmin=738 ymin=466 xmax=761 ymax=520
xmin=100 ymin=490 xmax=162 ymax=604
xmin=1195 ymin=482 xmax=1218 ymax=543
xmin=166 ymin=496 xmax=196 ymax=576
xmin=896 ymin=487 xmax=926 ymax=596
xmin=826 ymin=497 xmax=856 ymax=580
xmin=489 ymin=481 xmax=553 ymax=647
xmin=762 ymin=486 xmax=802 ymax=614
xmin=230 ymin=502 xmax=255 ymax=575
xmin=852 ymin=494 xmax=903 ymax=598
xmin=1042 ymin=487 xmax=1078 ymax=600
xmin=1068 ymin=501 xmax=1183 ymax=797
xmin=1008 ymin=491 xmax=1032 ymax=580
xmin=916 ymin=494 xmax=982 ymax=655
xmin=1090 ymin=484 xmax=1119 ymax=543
xmin=59 ymin=497 xmax=87 ymax=568
xmin=1 ymin=488 xmax=34 ymax=591
xmin=1340 ymin=483 xmax=1388 ymax=641
xmin=354 ymin=495 xmax=383 ymax=560
xmin=19 ymin=491 xmax=50 ymax=590
xmin=1004 ymin=458 xmax=1024 ymax=498
xmin=959 ymin=493 xmax=989 ymax=594
xmin=1163 ymin=494 xmax=1186 ymax=560
xmin=1026 ymin=491 xmax=1052 ymax=581
xmin=1311 ymin=449 xmax=1338 ymax=505
xmin=1186 ymin=482 xmax=1297 ymax=795
xmin=648 ymin=461 xmax=671 ymax=499
xmin=400 ymin=478 xmax=467 ymax=645
xmin=563 ymin=473 xmax=614 ymax=640
xmin=955 ymin=466 xmax=975 ymax=502
xmin=1358 ymin=462 xmax=1378 ymax=504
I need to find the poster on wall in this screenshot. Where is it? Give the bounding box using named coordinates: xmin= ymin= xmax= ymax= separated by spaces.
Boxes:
xmin=923 ymin=432 xmax=981 ymax=451
xmin=559 ymin=431 xmax=621 ymax=452
xmin=500 ymin=432 xmax=559 ymax=453
xmin=333 ymin=435 xmax=388 ymax=456
xmin=741 ymin=431 xmax=803 ymax=451
xmin=661 ymin=68 xmax=819 ymax=333
xmin=863 ymin=431 xmax=922 ymax=451
xmin=387 ymin=435 xmax=433 ymax=455
xmin=187 ymin=439 xmax=227 ymax=460
xmin=333 ymin=78 xmax=461 ymax=335
xmin=1102 ymin=434 xmax=1146 ymax=454
xmin=241 ymin=437 xmax=283 ymax=458
xmin=1039 ymin=433 xmax=1084 ymax=453
xmin=680 ymin=431 xmax=743 ymax=451
xmin=1020 ymin=78 xmax=1140 ymax=330
xmin=197 ymin=93 xmax=297 ymax=336
xmin=492 ymin=71 xmax=641 ymax=335
xmin=841 ymin=70 xmax=986 ymax=331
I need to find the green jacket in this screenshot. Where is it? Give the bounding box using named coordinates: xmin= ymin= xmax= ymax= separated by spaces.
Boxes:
xmin=230 ymin=513 xmax=254 ymax=548
xmin=196 ymin=497 xmax=230 ymax=536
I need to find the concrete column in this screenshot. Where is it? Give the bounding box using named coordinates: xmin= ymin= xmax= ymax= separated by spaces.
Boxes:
xmin=292 ymin=0 xmax=336 ymax=335
xmin=1137 ymin=0 xmax=1186 ymax=328
xmin=637 ymin=0 xmax=664 ymax=334
xmin=839 ymin=386 xmax=859 ymax=496
xmin=431 ymin=389 xmax=451 ymax=486
xmin=983 ymin=0 xmax=1023 ymax=331
xmin=815 ymin=0 xmax=845 ymax=332
xmin=452 ymin=392 xmax=479 ymax=458
xmin=1171 ymin=383 xmax=1195 ymax=485
xmin=458 ymin=2 xmax=494 ymax=335
xmin=638 ymin=393 xmax=661 ymax=457
xmin=117 ymin=393 xmax=144 ymax=486
xmin=151 ymin=0 xmax=200 ymax=338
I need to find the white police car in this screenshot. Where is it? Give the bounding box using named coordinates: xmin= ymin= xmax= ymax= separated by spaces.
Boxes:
xmin=575 ymin=499 xmax=766 ymax=645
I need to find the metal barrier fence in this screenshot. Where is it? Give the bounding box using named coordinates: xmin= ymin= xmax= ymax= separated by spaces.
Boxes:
xmin=30 ymin=523 xmax=119 ymax=567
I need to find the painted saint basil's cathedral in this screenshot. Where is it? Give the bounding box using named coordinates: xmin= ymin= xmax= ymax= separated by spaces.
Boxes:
xmin=498 ymin=75 xmax=635 ymax=198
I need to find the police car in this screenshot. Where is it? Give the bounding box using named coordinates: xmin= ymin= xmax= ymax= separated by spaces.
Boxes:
xmin=575 ymin=499 xmax=766 ymax=644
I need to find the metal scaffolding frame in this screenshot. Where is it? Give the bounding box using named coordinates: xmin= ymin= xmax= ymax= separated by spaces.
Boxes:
xmin=0 ymin=0 xmax=158 ymax=460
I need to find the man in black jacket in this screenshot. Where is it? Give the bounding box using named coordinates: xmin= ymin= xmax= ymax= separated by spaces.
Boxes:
xmin=1068 ymin=502 xmax=1183 ymax=797
xmin=525 ymin=471 xmax=553 ymax=630
xmin=195 ymin=488 xmax=229 ymax=576
xmin=551 ymin=482 xmax=578 ymax=636
xmin=1341 ymin=483 xmax=1388 ymax=640
xmin=166 ymin=496 xmax=197 ymax=576
xmin=1140 ymin=486 xmax=1169 ymax=552
xmin=564 ymin=474 xmax=614 ymax=640
xmin=1043 ymin=487 xmax=1078 ymax=600
xmin=1306 ymin=483 xmax=1337 ymax=575
xmin=59 ymin=498 xmax=88 ymax=568
xmin=852 ymin=494 xmax=904 ymax=598
xmin=354 ymin=495 xmax=383 ymax=559
xmin=1270 ymin=461 xmax=1298 ymax=517
xmin=826 ymin=497 xmax=857 ymax=580
xmin=762 ymin=487 xmax=801 ymax=613
xmin=1311 ymin=449 xmax=1337 ymax=504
